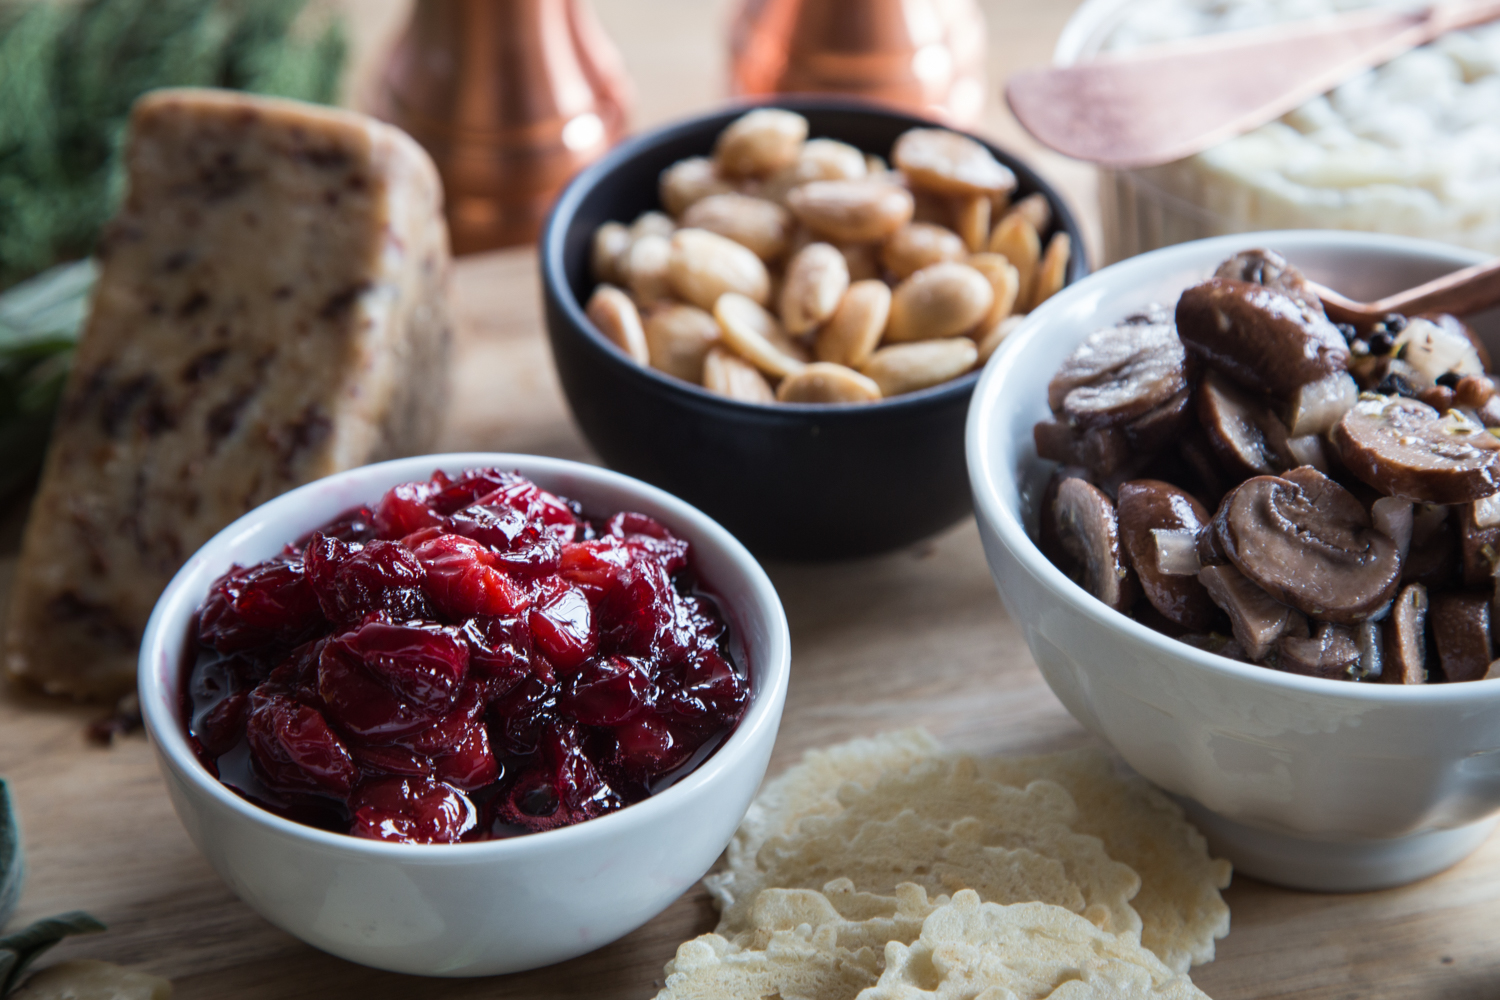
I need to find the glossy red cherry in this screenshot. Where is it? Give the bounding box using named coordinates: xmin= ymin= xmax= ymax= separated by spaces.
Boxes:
xmin=351 ymin=776 xmax=477 ymax=844
xmin=304 ymin=536 xmax=430 ymax=625
xmin=561 ymin=656 xmax=651 ymax=726
xmin=245 ymin=693 xmax=357 ymax=799
xmin=495 ymin=721 xmax=620 ymax=833
xmin=198 ymin=554 xmax=324 ymax=653
xmin=411 ymin=534 xmax=529 ymax=619
xmin=528 ymin=579 xmax=597 ymax=673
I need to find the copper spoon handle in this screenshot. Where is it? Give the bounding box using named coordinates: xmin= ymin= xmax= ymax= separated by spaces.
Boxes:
xmin=1310 ymin=256 xmax=1500 ymax=327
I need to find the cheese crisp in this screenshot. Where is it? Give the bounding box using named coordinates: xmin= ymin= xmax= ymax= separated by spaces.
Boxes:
xmin=5 ymin=89 xmax=451 ymax=698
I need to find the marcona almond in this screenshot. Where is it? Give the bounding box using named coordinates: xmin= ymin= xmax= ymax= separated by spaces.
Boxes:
xmin=703 ymin=345 xmax=776 ymax=402
xmin=585 ymin=285 xmax=649 ymax=365
xmin=862 ymin=338 xmax=979 ymax=396
xmin=660 ymin=156 xmax=736 ymax=216
xmin=591 ymin=221 xmax=630 ymax=286
xmin=977 ymin=314 xmax=1026 ymax=364
xmin=780 ymin=242 xmax=850 ymax=335
xmin=776 ymin=362 xmax=882 ymax=403
xmin=668 ymin=228 xmax=771 ymax=310
xmin=682 ymin=193 xmax=793 ymax=261
xmin=787 ymin=180 xmax=913 ymax=243
xmin=816 ymin=280 xmax=891 ymax=368
xmin=892 ymin=128 xmax=1017 ymax=197
xmin=714 ymin=292 xmax=809 ymax=379
xmin=630 ymin=210 xmax=676 ymax=241
xmin=626 ymin=233 xmax=674 ymax=305
xmin=1028 ymin=232 xmax=1072 ymax=311
xmin=795 ymin=138 xmax=868 ymax=182
xmin=714 ymin=108 xmax=808 ymax=178
xmin=955 ymin=194 xmax=991 ymax=253
xmin=645 ymin=302 xmax=722 ymax=382
xmin=966 ymin=252 xmax=1021 ymax=332
xmin=886 ymin=262 xmax=994 ymax=342
xmin=881 ymin=222 xmax=966 ymax=281
xmin=1004 ymin=191 xmax=1052 ymax=235
xmin=988 ymin=213 xmax=1041 ymax=307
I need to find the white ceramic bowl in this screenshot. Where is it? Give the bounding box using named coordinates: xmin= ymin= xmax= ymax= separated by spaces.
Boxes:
xmin=138 ymin=454 xmax=790 ymax=976
xmin=968 ymin=231 xmax=1500 ymax=892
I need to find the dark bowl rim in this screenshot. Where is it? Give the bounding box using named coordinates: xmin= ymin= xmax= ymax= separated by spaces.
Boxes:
xmin=539 ymin=95 xmax=1090 ymax=419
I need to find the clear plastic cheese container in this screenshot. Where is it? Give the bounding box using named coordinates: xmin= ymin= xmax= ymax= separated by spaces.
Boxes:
xmin=1058 ymin=0 xmax=1500 ymax=263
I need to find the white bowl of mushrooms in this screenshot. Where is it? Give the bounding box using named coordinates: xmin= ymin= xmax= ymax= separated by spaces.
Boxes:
xmin=969 ymin=230 xmax=1500 ymax=892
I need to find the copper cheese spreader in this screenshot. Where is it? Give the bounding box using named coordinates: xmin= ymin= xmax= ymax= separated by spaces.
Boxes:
xmin=1007 ymin=0 xmax=1500 ymax=169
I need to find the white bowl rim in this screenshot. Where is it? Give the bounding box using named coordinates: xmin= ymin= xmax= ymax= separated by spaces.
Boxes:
xmin=138 ymin=452 xmax=792 ymax=858
xmin=967 ymin=228 xmax=1500 ymax=705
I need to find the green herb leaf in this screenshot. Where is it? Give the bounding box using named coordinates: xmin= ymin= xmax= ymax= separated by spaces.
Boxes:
xmin=0 ymin=781 xmax=20 ymax=931
xmin=0 ymin=912 xmax=107 ymax=997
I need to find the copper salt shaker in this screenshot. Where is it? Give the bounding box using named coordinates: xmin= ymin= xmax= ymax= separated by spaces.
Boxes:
xmin=729 ymin=0 xmax=987 ymax=126
xmin=373 ymin=0 xmax=632 ymax=253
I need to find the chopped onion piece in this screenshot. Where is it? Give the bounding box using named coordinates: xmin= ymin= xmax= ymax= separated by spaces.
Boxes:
xmin=1286 ymin=434 xmax=1328 ymax=472
xmin=1371 ymin=496 xmax=1414 ymax=562
xmin=1285 ymin=371 xmax=1357 ymax=437
xmin=1152 ymin=528 xmax=1202 ymax=576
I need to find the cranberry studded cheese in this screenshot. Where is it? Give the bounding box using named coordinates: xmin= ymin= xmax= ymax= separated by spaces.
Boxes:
xmin=5 ymin=89 xmax=452 ymax=699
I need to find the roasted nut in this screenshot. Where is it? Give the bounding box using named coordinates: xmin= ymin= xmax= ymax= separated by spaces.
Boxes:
xmin=988 ymin=214 xmax=1041 ymax=304
xmin=591 ymin=221 xmax=630 ymax=285
xmin=1117 ymin=479 xmax=1219 ymax=630
xmin=625 ymin=233 xmax=673 ymax=305
xmin=714 ymin=292 xmax=810 ymax=378
xmin=1003 ymin=192 xmax=1052 ymax=235
xmin=1332 ymin=394 xmax=1500 ymax=504
xmin=1175 ymin=278 xmax=1349 ymax=395
xmin=1198 ymin=563 xmax=1294 ymax=662
xmin=1048 ymin=308 xmax=1185 ymax=427
xmin=629 ymin=210 xmax=676 ymax=241
xmin=815 ymin=279 xmax=891 ymax=369
xmin=881 ymin=222 xmax=967 ymax=281
xmin=886 ymin=262 xmax=994 ymax=342
xmin=660 ymin=156 xmax=737 ymax=216
xmin=892 ymin=127 xmax=1017 ymax=197
xmin=1051 ymin=478 xmax=1136 ymax=612
xmin=862 ymin=338 xmax=978 ymax=396
xmin=966 ymin=252 xmax=1021 ymax=332
xmin=668 ymin=228 xmax=771 ymax=310
xmin=776 ymin=362 xmax=882 ymax=403
xmin=955 ymin=194 xmax=991 ymax=253
xmin=1211 ymin=469 xmax=1401 ymax=624
xmin=773 ymin=137 xmax=868 ymax=190
xmin=644 ymin=302 xmax=721 ymax=382
xmin=584 ymin=285 xmax=649 ymax=365
xmin=714 ymin=108 xmax=808 ymax=178
xmin=780 ymin=242 xmax=850 ymax=335
xmin=702 ymin=345 xmax=775 ymax=403
xmin=976 ymin=315 xmax=1025 ymax=364
xmin=787 ymin=180 xmax=914 ymax=243
xmin=1196 ymin=372 xmax=1294 ymax=478
xmin=1382 ymin=582 xmax=1428 ymax=684
xmin=681 ymin=193 xmax=794 ymax=261
xmin=1028 ymin=232 xmax=1070 ymax=310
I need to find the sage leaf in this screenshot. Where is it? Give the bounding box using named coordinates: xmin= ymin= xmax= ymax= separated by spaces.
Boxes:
xmin=0 ymin=781 xmax=19 ymax=931
xmin=0 ymin=912 xmax=106 ymax=997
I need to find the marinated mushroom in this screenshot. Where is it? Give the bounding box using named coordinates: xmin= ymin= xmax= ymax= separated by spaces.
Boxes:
xmin=1331 ymin=394 xmax=1500 ymax=504
xmin=1175 ymin=278 xmax=1349 ymax=395
xmin=1431 ymin=590 xmax=1494 ymax=682
xmin=1116 ymin=480 xmax=1219 ymax=630
xmin=1212 ymin=469 xmax=1401 ymax=624
xmin=1198 ymin=563 xmax=1294 ymax=661
xmin=1458 ymin=495 xmax=1500 ymax=586
xmin=1213 ymin=248 xmax=1323 ymax=311
xmin=1196 ymin=372 xmax=1294 ymax=479
xmin=1052 ymin=478 xmax=1136 ymax=613
xmin=1277 ymin=622 xmax=1361 ymax=680
xmin=1047 ymin=308 xmax=1186 ymax=428
xmin=1381 ymin=582 xmax=1428 ymax=684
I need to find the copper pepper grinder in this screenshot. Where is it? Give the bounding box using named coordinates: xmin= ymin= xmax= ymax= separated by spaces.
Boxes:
xmin=729 ymin=0 xmax=987 ymax=127
xmin=373 ymin=0 xmax=632 ymax=253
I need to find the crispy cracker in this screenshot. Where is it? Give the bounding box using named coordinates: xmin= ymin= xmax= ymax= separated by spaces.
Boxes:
xmin=737 ymin=880 xmax=944 ymax=956
xmin=973 ymin=749 xmax=1232 ymax=972
xmin=717 ymin=757 xmax=1141 ymax=942
xmin=655 ymin=924 xmax=879 ymax=1000
xmin=864 ymin=890 xmax=1209 ymax=1000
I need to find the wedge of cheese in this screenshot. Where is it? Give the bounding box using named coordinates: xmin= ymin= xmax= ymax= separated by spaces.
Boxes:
xmin=5 ymin=88 xmax=452 ymax=699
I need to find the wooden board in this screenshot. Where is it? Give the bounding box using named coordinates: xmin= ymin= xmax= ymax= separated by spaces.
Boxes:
xmin=4 ymin=2 xmax=1500 ymax=998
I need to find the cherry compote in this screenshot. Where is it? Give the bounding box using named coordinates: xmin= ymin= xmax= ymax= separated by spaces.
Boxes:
xmin=184 ymin=469 xmax=749 ymax=844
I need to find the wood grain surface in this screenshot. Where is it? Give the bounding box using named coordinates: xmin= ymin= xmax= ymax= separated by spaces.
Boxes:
xmin=2 ymin=2 xmax=1499 ymax=998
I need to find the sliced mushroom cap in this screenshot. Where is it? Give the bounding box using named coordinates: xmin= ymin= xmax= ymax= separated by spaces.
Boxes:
xmin=1117 ymin=479 xmax=1219 ymax=630
xmin=1034 ymin=420 xmax=1140 ymax=485
xmin=1212 ymin=469 xmax=1401 ymax=624
xmin=1458 ymin=496 xmax=1500 ymax=587
xmin=1381 ymin=582 xmax=1428 ymax=685
xmin=1213 ymin=248 xmax=1324 ymax=314
xmin=1052 ymin=477 xmax=1137 ymax=613
xmin=1402 ymin=505 xmax=1460 ymax=587
xmin=1123 ymin=386 xmax=1193 ymax=455
xmin=1196 ymin=372 xmax=1295 ymax=479
xmin=1175 ymin=278 xmax=1350 ymax=396
xmin=1047 ymin=307 xmax=1186 ymax=428
xmin=1331 ymin=394 xmax=1500 ymax=504
xmin=1038 ymin=465 xmax=1091 ymax=568
xmin=1197 ymin=563 xmax=1294 ymax=661
xmin=1276 ymin=622 xmax=1361 ymax=680
xmin=1431 ymin=590 xmax=1494 ymax=682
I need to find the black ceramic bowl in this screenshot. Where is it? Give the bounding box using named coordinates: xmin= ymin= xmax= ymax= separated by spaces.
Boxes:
xmin=540 ymin=98 xmax=1088 ymax=560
